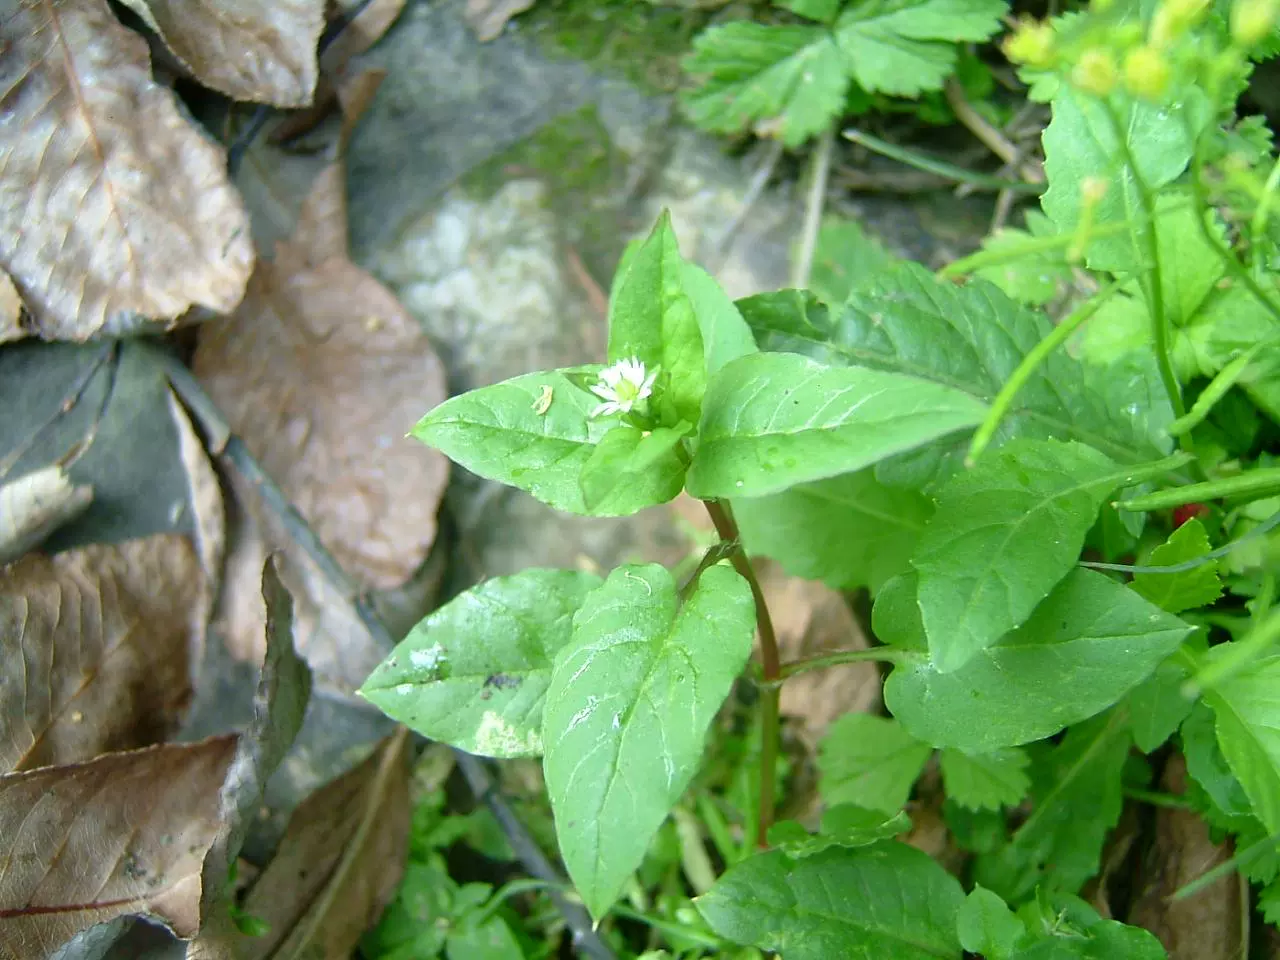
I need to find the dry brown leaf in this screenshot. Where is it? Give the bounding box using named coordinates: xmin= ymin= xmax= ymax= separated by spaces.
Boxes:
xmin=0 ymin=736 xmax=237 ymax=958
xmin=0 ymin=535 xmax=201 ymax=774
xmin=465 ymin=0 xmax=537 ymax=41
xmin=234 ymin=729 xmax=411 ymax=959
xmin=0 ymin=271 xmax=23 ymax=343
xmin=168 ymin=390 xmax=227 ymax=598
xmin=118 ymin=0 xmax=325 ymax=107
xmin=0 ymin=466 xmax=93 ymax=565
xmin=1128 ymin=755 xmax=1242 ymax=960
xmin=0 ymin=0 xmax=253 ymax=341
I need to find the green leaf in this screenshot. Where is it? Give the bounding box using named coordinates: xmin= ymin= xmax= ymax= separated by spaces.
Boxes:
xmin=413 ymin=367 xmax=639 ymax=515
xmin=777 ymin=0 xmax=842 ymax=23
xmin=1132 ymin=518 xmax=1223 ymax=613
xmin=975 ymin=713 xmax=1129 ymax=902
xmin=957 ymin=886 xmax=1025 ymax=960
xmin=682 ymin=262 xmax=758 ymax=376
xmin=884 ymin=569 xmax=1193 ymax=750
xmin=817 ymin=713 xmax=932 ymax=814
xmin=872 ymin=572 xmax=926 ymax=652
xmin=1125 ymin=658 xmax=1194 ymax=753
xmin=542 ymin=563 xmax=755 ymax=919
xmin=733 ymin=469 xmax=934 ymax=593
xmin=973 ymin=216 xmax=1073 ymax=307
xmin=579 ymin=424 xmax=689 ymax=512
xmin=1261 ymin=876 xmax=1280 ymax=927
xmin=1041 ymin=88 xmax=1200 ymax=275
xmin=607 ymin=212 xmax=705 ymax=424
xmin=1008 ymin=894 xmax=1168 ymax=958
xmin=1204 ymin=652 xmax=1280 ymax=835
xmin=767 ymin=805 xmax=912 ymax=857
xmin=361 ymin=570 xmax=601 ymax=758
xmin=696 ymin=843 xmax=966 ymax=960
xmin=939 ymin=747 xmax=1031 ymax=811
xmin=911 ymin=438 xmax=1127 ymax=673
xmin=682 ymin=23 xmax=848 ymax=148
xmin=446 ymin=919 xmax=524 ymax=960
xmin=809 ymin=216 xmax=900 ymax=305
xmin=739 ymin=263 xmax=1170 ymax=487
xmin=686 ymin=352 xmax=987 ymax=499
xmin=1181 ymin=700 xmax=1254 ymax=819
xmin=833 ymin=0 xmax=1008 ymax=97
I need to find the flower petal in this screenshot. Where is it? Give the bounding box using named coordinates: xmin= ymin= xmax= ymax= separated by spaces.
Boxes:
xmin=590 ymin=383 xmax=617 ymax=401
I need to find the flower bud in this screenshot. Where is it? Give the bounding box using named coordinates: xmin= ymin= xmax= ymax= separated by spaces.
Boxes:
xmin=1004 ymin=18 xmax=1056 ymax=66
xmin=1231 ymin=0 xmax=1280 ymax=46
xmin=1072 ymin=48 xmax=1119 ymax=96
xmin=1123 ymin=45 xmax=1172 ymax=99
xmin=1151 ymin=0 xmax=1212 ymax=46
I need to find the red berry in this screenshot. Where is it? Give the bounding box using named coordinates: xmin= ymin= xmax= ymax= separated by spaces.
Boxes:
xmin=1173 ymin=503 xmax=1208 ymax=528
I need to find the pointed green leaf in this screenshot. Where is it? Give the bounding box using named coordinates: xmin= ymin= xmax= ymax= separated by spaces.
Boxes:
xmin=1007 ymin=892 xmax=1168 ymax=958
xmin=579 ymin=424 xmax=689 ymax=512
xmin=734 ymin=470 xmax=934 ymax=593
xmin=767 ymin=805 xmax=911 ymax=857
xmin=608 ymin=212 xmax=705 ymax=424
xmin=681 ymin=261 xmax=758 ymax=376
xmin=939 ymin=747 xmax=1031 ymax=811
xmin=884 ymin=569 xmax=1193 ymax=750
xmin=1126 ymin=658 xmax=1194 ymax=753
xmin=1132 ymin=518 xmax=1223 ymax=613
xmin=686 ymin=352 xmax=987 ymax=499
xmin=777 ymin=0 xmax=842 ymax=24
xmin=1204 ymin=652 xmax=1280 ymax=835
xmin=696 ymin=844 xmax=966 ymax=960
xmin=1181 ymin=700 xmax=1255 ymax=820
xmin=817 ymin=713 xmax=932 ymax=814
xmin=361 ymin=570 xmax=601 ymax=758
xmin=912 ymin=438 xmax=1139 ymax=673
xmin=957 ymin=886 xmax=1025 ymax=960
xmin=975 ymin=714 xmax=1130 ymax=902
xmin=543 ymin=563 xmax=755 ymax=919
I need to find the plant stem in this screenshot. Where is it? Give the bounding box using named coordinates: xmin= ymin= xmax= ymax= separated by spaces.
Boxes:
xmin=774 ymin=646 xmax=906 ymax=683
xmin=1251 ymin=153 xmax=1280 ymax=259
xmin=845 ymin=128 xmax=1041 ymax=194
xmin=792 ymin=125 xmax=835 ymax=290
xmin=1103 ymin=99 xmax=1183 ymax=419
xmin=1122 ymin=786 xmax=1194 ymax=809
xmin=703 ymin=499 xmax=780 ymax=848
xmin=967 ymin=279 xmax=1123 ymax=464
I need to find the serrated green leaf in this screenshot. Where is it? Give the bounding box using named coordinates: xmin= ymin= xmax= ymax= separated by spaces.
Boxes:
xmin=608 ymin=212 xmax=705 ymax=424
xmin=957 ymin=886 xmax=1025 ymax=959
xmin=686 ymin=351 xmax=987 ymax=499
xmin=413 ymin=367 xmax=645 ymax=515
xmin=739 ymin=263 xmax=1170 ymax=488
xmin=734 ymin=469 xmax=933 ymax=593
xmin=767 ymin=804 xmax=911 ymax=857
xmin=834 ymin=0 xmax=1008 ymax=97
xmin=884 ymin=569 xmax=1193 ymax=750
xmin=809 ymin=215 xmax=899 ymax=305
xmin=912 ymin=438 xmax=1128 ymax=673
xmin=682 ymin=23 xmax=848 ymax=147
xmin=974 ymin=219 xmax=1073 ymax=307
xmin=542 ymin=563 xmax=755 ymax=919
xmin=1182 ymin=700 xmax=1254 ymax=819
xmin=939 ymin=747 xmax=1031 ymax=811
xmin=1132 ymin=518 xmax=1223 ymax=613
xmin=945 ymin=801 xmax=1007 ymax=854
xmin=1009 ymin=891 xmax=1168 ymax=958
xmin=361 ymin=570 xmax=600 ymax=758
xmin=1261 ymin=877 xmax=1280 ymax=926
xmin=817 ymin=713 xmax=932 ymax=814
xmin=1204 ymin=652 xmax=1280 ymax=835
xmin=1126 ymin=658 xmax=1194 ymax=753
xmin=580 ymin=424 xmax=689 ymax=512
xmin=1041 ymin=88 xmax=1202 ymax=276
xmin=681 ymin=261 xmax=758 ymax=376
xmin=696 ymin=844 xmax=966 ymax=960
xmin=975 ymin=714 xmax=1129 ymax=902
xmin=777 ymin=0 xmax=842 ymax=23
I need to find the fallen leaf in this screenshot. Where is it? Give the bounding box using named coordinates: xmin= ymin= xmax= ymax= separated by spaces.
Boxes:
xmin=235 ymin=729 xmax=411 ymax=959
xmin=0 ymin=466 xmax=93 ymax=565
xmin=0 ymin=535 xmax=202 ymax=774
xmin=1128 ymin=755 xmax=1242 ymax=959
xmin=0 ymin=736 xmax=237 ymax=958
xmin=0 ymin=271 xmax=23 ymax=343
xmin=118 ymin=0 xmax=325 ymax=107
xmin=168 ymin=390 xmax=226 ymax=644
xmin=0 ymin=0 xmax=253 ymax=340
xmin=465 ymin=0 xmax=536 ymax=41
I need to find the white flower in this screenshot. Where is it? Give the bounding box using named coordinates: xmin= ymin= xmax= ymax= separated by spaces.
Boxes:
xmin=589 ymin=357 xmax=657 ymax=417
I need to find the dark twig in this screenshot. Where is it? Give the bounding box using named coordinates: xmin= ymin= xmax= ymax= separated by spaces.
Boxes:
xmin=137 ymin=341 xmax=615 ymax=960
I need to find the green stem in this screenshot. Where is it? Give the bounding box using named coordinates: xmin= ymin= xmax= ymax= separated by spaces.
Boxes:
xmin=609 ymin=905 xmax=726 ymax=950
xmin=703 ymin=499 xmax=780 ymax=849
xmin=1250 ymin=152 xmax=1280 ymax=258
xmin=775 ymin=646 xmax=906 ymax=683
xmin=1116 ymin=467 xmax=1280 ymax=511
xmin=967 ymin=280 xmax=1124 ymax=464
xmin=1167 ymin=342 xmax=1270 ymax=437
xmin=1187 ymin=606 xmax=1280 ymax=695
xmin=1102 ymin=99 xmax=1183 ymax=419
xmin=1122 ymin=787 xmax=1195 ymax=810
xmin=844 ymin=128 xmax=1041 ymax=194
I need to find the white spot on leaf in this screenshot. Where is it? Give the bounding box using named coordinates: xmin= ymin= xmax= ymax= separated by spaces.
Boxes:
xmin=474 ymin=710 xmax=542 ymax=756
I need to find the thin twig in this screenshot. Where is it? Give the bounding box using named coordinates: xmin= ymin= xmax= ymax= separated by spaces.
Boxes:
xmin=944 ymin=77 xmax=1044 ymax=184
xmin=844 ymin=129 xmax=1040 ymax=194
xmin=708 ymin=139 xmax=784 ymax=267
xmin=139 ymin=341 xmax=616 ymax=959
xmin=791 ymin=126 xmax=835 ymax=290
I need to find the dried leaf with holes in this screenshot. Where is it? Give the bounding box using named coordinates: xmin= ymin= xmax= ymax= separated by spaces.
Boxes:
xmin=117 ymin=0 xmax=326 ymax=107
xmin=0 ymin=465 xmax=93 ymax=565
xmin=0 ymin=0 xmax=253 ymax=340
xmin=0 ymin=736 xmax=236 ymax=959
xmin=0 ymin=535 xmax=202 ymax=773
